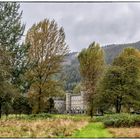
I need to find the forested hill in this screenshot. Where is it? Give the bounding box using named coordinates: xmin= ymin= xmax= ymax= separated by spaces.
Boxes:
xmin=62 ymin=41 xmax=140 ymax=91
xmin=103 ymin=41 xmax=140 ymax=64
xmin=65 ymin=41 xmax=140 ymax=65
xmin=63 ymin=52 xmax=79 ymax=65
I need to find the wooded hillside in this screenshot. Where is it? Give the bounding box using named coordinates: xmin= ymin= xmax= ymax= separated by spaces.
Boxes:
xmin=63 ymin=41 xmax=140 ymax=91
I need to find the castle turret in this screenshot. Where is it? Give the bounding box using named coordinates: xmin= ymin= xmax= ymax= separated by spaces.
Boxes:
xmin=66 ymin=92 xmax=71 ymax=112
xmin=80 ymin=90 xmax=87 ymax=112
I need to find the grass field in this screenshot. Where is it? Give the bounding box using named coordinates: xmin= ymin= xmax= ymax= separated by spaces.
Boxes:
xmin=108 ymin=127 xmax=140 ymax=138
xmin=0 ymin=114 xmax=88 ymax=138
xmin=1 ymin=113 xmax=140 ymax=138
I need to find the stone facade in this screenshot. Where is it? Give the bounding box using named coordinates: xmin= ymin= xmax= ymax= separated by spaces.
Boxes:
xmin=54 ymin=91 xmax=87 ymax=114
xmin=53 ymin=98 xmax=65 ymax=114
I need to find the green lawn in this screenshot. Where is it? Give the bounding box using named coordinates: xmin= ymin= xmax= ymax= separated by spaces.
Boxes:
xmin=71 ymin=122 xmax=113 ymax=138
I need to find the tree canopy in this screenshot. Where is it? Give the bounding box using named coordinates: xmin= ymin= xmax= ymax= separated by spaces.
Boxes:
xmin=95 ymin=47 xmax=140 ymax=113
xmin=78 ymin=42 xmax=105 ymax=117
xmin=25 ymin=19 xmax=69 ymax=113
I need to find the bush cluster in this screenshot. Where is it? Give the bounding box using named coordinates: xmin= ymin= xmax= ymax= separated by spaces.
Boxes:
xmin=92 ymin=113 xmax=140 ymax=127
xmin=52 ymin=114 xmax=89 ymax=122
xmin=4 ymin=113 xmax=52 ymax=120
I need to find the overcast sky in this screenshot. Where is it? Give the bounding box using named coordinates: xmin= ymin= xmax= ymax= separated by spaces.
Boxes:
xmin=21 ymin=3 xmax=140 ymax=52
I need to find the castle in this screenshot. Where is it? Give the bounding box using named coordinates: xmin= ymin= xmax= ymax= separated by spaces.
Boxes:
xmin=53 ymin=91 xmax=87 ymax=114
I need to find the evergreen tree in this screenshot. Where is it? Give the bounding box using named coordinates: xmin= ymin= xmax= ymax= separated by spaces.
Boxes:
xmin=0 ymin=2 xmax=25 ymax=117
xmin=0 ymin=2 xmax=25 ymax=47
xmin=12 ymin=95 xmax=32 ymax=115
xmin=0 ymin=2 xmax=26 ymax=91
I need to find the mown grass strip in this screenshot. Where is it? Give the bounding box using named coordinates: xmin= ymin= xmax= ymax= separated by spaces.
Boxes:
xmin=71 ymin=122 xmax=113 ymax=138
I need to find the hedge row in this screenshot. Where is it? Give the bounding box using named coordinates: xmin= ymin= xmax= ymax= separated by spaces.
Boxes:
xmin=92 ymin=113 xmax=140 ymax=127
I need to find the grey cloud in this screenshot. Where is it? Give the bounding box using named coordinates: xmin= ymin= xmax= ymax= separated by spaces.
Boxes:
xmin=21 ymin=3 xmax=140 ymax=52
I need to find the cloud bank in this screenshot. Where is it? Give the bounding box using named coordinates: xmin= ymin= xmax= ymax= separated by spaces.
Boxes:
xmin=21 ymin=3 xmax=140 ymax=52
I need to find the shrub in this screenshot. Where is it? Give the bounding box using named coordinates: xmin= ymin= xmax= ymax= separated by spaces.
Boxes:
xmin=3 ymin=113 xmax=52 ymax=120
xmin=92 ymin=113 xmax=140 ymax=127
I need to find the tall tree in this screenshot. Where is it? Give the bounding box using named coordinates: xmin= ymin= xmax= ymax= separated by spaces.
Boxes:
xmin=0 ymin=2 xmax=26 ymax=91
xmin=0 ymin=2 xmax=25 ymax=47
xmin=0 ymin=2 xmax=25 ymax=117
xmin=78 ymin=42 xmax=105 ymax=117
xmin=0 ymin=2 xmax=27 ymax=88
xmin=96 ymin=47 xmax=140 ymax=113
xmin=0 ymin=49 xmax=10 ymax=118
xmin=113 ymin=48 xmax=140 ymax=112
xmin=25 ymin=19 xmax=69 ymax=113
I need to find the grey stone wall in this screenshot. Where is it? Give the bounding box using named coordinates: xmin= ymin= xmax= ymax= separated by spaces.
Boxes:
xmin=53 ymin=91 xmax=87 ymax=114
xmin=53 ymin=99 xmax=66 ymax=113
xmin=66 ymin=92 xmax=87 ymax=113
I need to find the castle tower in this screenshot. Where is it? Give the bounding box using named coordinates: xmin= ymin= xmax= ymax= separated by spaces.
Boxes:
xmin=81 ymin=90 xmax=87 ymax=112
xmin=66 ymin=92 xmax=71 ymax=112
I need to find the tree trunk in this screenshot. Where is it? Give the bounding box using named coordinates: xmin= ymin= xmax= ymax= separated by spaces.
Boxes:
xmin=0 ymin=102 xmax=1 ymax=119
xmin=89 ymin=101 xmax=94 ymax=118
xmin=5 ymin=112 xmax=8 ymax=118
xmin=0 ymin=97 xmax=2 ymax=119
xmin=115 ymin=96 xmax=122 ymax=113
xmin=90 ymin=108 xmax=93 ymax=118
xmin=100 ymin=109 xmax=104 ymax=116
xmin=38 ymin=87 xmax=42 ymax=114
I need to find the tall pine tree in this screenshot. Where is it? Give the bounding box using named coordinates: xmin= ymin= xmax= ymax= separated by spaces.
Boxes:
xmin=0 ymin=2 xmax=26 ymax=117
xmin=0 ymin=2 xmax=27 ymax=91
